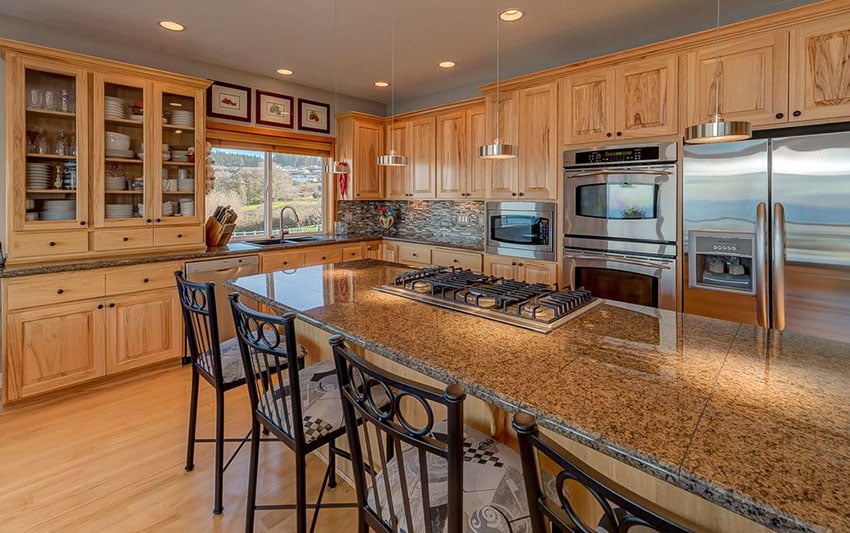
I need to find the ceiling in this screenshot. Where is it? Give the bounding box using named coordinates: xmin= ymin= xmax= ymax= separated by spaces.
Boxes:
xmin=0 ymin=0 xmax=822 ymax=106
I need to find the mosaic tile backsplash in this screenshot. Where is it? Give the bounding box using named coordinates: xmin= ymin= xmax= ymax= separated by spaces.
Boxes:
xmin=337 ymin=200 xmax=485 ymax=248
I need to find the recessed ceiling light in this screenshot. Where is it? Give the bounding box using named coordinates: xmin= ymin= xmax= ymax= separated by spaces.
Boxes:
xmin=438 ymin=61 xmax=457 ymax=69
xmin=276 ymin=68 xmax=294 ymax=76
xmin=499 ymin=8 xmax=523 ymax=21
xmin=374 ymin=81 xmax=390 ymax=88
xmin=158 ymin=20 xmax=185 ymax=32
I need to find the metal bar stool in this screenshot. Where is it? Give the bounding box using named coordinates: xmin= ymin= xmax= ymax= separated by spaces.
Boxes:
xmin=330 ymin=335 xmax=536 ymax=532
xmin=175 ymin=271 xmax=303 ymax=514
xmin=229 ymin=294 xmax=356 ymax=533
xmin=512 ymin=412 xmax=697 ymax=533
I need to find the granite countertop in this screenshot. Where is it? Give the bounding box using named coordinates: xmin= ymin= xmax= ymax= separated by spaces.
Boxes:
xmin=382 ymin=235 xmax=485 ymax=252
xmin=226 ymin=259 xmax=850 ymax=533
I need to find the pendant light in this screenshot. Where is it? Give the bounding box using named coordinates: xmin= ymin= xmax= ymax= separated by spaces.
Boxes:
xmin=377 ymin=5 xmax=408 ymax=167
xmin=479 ymin=1 xmax=518 ymax=160
xmin=684 ymin=0 xmax=752 ymax=144
xmin=324 ymin=0 xmax=347 ymax=174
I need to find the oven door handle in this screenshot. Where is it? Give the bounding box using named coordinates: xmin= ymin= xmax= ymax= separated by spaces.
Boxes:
xmin=566 ymin=169 xmax=672 ymax=179
xmin=564 ymin=253 xmax=674 ymax=270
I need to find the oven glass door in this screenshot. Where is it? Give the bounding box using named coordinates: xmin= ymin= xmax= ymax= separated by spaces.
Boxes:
xmin=564 ymin=166 xmax=676 ymax=243
xmin=489 ymin=214 xmax=551 ymax=246
xmin=575 ymin=266 xmax=659 ymax=307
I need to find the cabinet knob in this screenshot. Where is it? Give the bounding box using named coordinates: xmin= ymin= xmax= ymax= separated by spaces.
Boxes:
xmin=511 ymin=192 xmax=517 ymax=197
xmin=792 ymin=110 xmax=802 ymax=117
xmin=177 ymin=234 xmax=183 ymax=238
xmin=146 ymin=218 xmax=152 ymax=224
xmin=322 ymin=256 xmax=327 ymax=260
xmin=143 ymin=278 xmax=150 ymax=283
xmin=511 ymin=261 xmax=517 ymax=266
xmin=79 ymin=221 xmax=86 ymax=226
xmin=96 ymin=304 xmax=104 ymax=310
xmin=776 ymin=112 xmax=784 ymax=119
xmin=518 ymin=192 xmax=525 ymax=197
xmin=616 ymin=131 xmax=623 ymax=137
xmin=453 ymin=259 xmax=459 ymax=263
xmin=412 ymin=253 xmax=417 ymax=257
xmin=155 ymin=218 xmax=162 ymax=223
xmin=56 ymin=288 xmax=64 ymax=294
xmin=48 ymin=241 xmax=56 ymax=247
xmin=606 ymin=132 xmax=612 ymax=138
xmin=518 ymin=262 xmax=524 ymax=267
xmin=123 ymin=237 xmax=129 ymax=242
xmin=108 ymin=302 xmax=115 ymax=308
xmin=283 ymin=261 xmax=289 ymax=265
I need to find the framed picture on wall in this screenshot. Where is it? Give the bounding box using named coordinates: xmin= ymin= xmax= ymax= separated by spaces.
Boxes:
xmin=256 ymin=90 xmax=294 ymax=128
xmin=298 ymin=99 xmax=330 ymax=133
xmin=207 ymin=81 xmax=252 ymax=122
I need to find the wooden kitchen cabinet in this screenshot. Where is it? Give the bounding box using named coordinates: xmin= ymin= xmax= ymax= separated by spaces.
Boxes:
xmin=6 ymin=299 xmax=106 ymax=401
xmin=409 ymin=117 xmax=436 ymax=198
xmin=486 ymin=85 xmax=556 ymax=200
xmin=383 ymin=241 xmax=399 ymax=263
xmin=484 ymin=254 xmax=557 ymax=286
xmin=431 ymin=248 xmax=483 ymax=272
xmin=384 ymin=121 xmax=410 ymax=199
xmin=105 ymin=288 xmax=181 ymax=374
xmin=789 ymin=13 xmax=850 ymax=122
xmin=560 ymin=68 xmax=616 ymax=145
xmin=337 ymin=112 xmax=384 ymax=200
xmin=364 ymin=241 xmax=382 ymax=259
xmin=397 ymin=242 xmax=432 ymax=266
xmin=684 ymin=31 xmax=789 ymax=127
xmin=436 ymin=104 xmax=489 ymax=199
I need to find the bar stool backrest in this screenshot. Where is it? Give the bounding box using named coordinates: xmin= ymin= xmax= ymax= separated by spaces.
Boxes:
xmin=175 ymin=271 xmax=226 ymax=387
xmin=229 ymin=293 xmax=305 ymax=448
xmin=329 ymin=335 xmax=467 ymax=533
xmin=512 ymin=412 xmax=695 ymax=533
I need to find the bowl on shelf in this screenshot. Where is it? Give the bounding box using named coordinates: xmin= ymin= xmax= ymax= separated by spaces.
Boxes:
xmin=105 ymin=131 xmax=131 ymax=151
xmin=177 ymin=178 xmax=194 ymax=191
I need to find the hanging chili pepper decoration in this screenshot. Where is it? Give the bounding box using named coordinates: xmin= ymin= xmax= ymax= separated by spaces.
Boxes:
xmin=337 ymin=161 xmax=349 ymax=198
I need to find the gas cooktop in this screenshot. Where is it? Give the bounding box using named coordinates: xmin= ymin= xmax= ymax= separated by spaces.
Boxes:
xmin=375 ymin=266 xmax=602 ymax=333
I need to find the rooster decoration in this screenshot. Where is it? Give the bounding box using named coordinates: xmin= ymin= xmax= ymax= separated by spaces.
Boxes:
xmin=378 ymin=205 xmax=396 ymax=234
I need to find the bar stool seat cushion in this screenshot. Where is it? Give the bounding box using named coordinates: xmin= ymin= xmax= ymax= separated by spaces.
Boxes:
xmin=367 ymin=421 xmax=537 ymax=532
xmin=218 ymin=337 xmax=307 ymax=385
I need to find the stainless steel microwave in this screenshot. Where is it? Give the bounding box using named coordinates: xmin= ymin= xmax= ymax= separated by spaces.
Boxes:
xmin=485 ymin=201 xmax=557 ymax=261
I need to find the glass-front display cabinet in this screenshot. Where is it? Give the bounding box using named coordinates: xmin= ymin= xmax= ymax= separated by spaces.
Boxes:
xmin=13 ymin=56 xmax=89 ymax=231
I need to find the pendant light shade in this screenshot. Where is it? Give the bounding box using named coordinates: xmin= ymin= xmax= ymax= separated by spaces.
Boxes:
xmin=377 ymin=151 xmax=409 ymax=166
xmin=478 ymin=140 xmax=518 ymax=159
xmin=479 ymin=2 xmax=517 ymax=160
xmin=684 ymin=0 xmax=752 ymax=145
xmin=324 ymin=161 xmax=347 ymax=174
xmin=684 ymin=115 xmax=752 ymax=144
xmin=377 ymin=7 xmax=408 ymax=167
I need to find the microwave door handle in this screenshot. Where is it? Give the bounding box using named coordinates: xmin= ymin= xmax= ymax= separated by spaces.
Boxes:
xmin=755 ymin=202 xmax=769 ymax=328
xmin=566 ymin=253 xmax=673 ymax=270
xmin=566 ymin=169 xmax=672 ymax=178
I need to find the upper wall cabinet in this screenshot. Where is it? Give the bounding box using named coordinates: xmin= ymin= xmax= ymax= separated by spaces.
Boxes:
xmin=384 ymin=120 xmax=410 ymax=199
xmin=436 ymin=105 xmax=488 ymax=199
xmin=789 ymin=13 xmax=850 ymax=122
xmin=408 ymin=116 xmax=436 ymax=199
xmin=685 ymin=32 xmax=789 ymax=127
xmin=337 ymin=113 xmax=384 ymax=200
xmin=561 ymin=54 xmax=677 ymax=144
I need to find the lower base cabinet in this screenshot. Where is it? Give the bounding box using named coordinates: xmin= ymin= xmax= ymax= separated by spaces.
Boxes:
xmin=105 ymin=288 xmax=182 ymax=374
xmin=484 ymin=255 xmax=558 ymax=285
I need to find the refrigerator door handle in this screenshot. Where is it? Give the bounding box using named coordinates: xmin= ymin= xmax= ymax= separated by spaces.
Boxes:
xmin=772 ymin=202 xmax=787 ymax=331
xmin=755 ymin=202 xmax=769 ymax=328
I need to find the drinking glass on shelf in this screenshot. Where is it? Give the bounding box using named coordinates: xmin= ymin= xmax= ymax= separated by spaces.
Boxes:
xmin=43 ymin=89 xmax=57 ymax=111
xmin=54 ymin=130 xmax=68 ymax=156
xmin=35 ymin=129 xmax=50 ymax=154
xmin=26 ymin=129 xmax=39 ymax=153
xmin=60 ymin=90 xmax=71 ymax=113
xmin=69 ymin=133 xmax=77 ymax=157
xmin=27 ymin=88 xmax=42 ymax=109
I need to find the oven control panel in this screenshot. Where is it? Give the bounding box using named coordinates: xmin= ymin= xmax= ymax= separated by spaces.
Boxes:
xmin=564 ymin=142 xmax=677 ymax=167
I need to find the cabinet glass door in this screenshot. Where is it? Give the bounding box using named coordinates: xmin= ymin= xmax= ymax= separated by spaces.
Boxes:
xmin=93 ymin=74 xmax=150 ymax=226
xmin=21 ymin=61 xmax=88 ymax=229
xmin=158 ymin=86 xmax=202 ymax=224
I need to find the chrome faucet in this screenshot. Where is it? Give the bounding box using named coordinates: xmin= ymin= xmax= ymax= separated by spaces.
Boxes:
xmin=278 ymin=205 xmax=300 ymax=237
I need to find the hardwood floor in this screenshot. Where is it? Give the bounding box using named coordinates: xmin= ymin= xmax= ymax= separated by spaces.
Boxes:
xmin=0 ymin=364 xmax=358 ymax=531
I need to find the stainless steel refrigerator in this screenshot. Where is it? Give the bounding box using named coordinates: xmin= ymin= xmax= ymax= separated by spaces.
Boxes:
xmin=683 ymin=131 xmax=850 ymax=343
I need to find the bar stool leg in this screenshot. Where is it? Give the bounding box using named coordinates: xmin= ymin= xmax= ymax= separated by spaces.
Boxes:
xmin=295 ymin=454 xmax=307 ymax=532
xmin=245 ymin=419 xmax=261 ymax=533
xmin=185 ymin=369 xmax=199 ymax=472
xmin=213 ymin=389 xmax=225 ymax=514
xmin=327 ymin=441 xmax=337 ymax=489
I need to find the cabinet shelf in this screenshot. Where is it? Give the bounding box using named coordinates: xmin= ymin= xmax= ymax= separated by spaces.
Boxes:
xmin=26 ymin=153 xmax=76 ymax=160
xmin=104 ymin=190 xmax=143 ymax=195
xmin=164 ymin=161 xmax=194 ymax=166
xmin=163 ymin=124 xmax=194 ymax=131
xmin=26 ymin=108 xmax=76 ymax=118
xmin=104 ymin=157 xmax=142 ymax=164
xmin=162 ymin=191 xmax=195 ymax=195
xmin=26 ymin=189 xmax=77 ymax=194
xmin=105 ymin=117 xmax=143 ymax=127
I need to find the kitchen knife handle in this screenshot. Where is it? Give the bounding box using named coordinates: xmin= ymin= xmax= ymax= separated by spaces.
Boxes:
xmin=772 ymin=202 xmax=786 ymax=331
xmin=755 ymin=202 xmax=769 ymax=328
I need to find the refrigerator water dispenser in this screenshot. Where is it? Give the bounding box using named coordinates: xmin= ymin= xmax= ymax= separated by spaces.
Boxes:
xmin=688 ymin=230 xmax=755 ymax=294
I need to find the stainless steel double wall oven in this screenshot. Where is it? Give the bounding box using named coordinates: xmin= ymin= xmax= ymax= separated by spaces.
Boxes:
xmin=562 ymin=142 xmax=678 ymax=310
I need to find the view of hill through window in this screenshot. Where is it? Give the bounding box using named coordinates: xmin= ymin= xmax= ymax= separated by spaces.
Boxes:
xmin=206 ymin=148 xmax=324 ymax=237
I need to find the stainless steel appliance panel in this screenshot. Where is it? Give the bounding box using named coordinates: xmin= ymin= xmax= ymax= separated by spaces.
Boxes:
xmin=486 ymin=201 xmax=556 ymax=260
xmin=184 ymin=255 xmax=260 ymax=340
xmin=771 ymin=132 xmax=850 ymax=340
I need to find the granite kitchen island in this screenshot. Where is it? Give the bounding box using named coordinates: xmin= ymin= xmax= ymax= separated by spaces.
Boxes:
xmin=227 ymin=259 xmax=850 ymax=533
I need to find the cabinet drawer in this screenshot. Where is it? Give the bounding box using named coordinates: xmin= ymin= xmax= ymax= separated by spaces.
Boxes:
xmin=91 ymin=228 xmax=154 ymax=251
xmin=304 ymin=246 xmax=343 ymax=265
xmin=398 ymin=243 xmax=432 ymax=265
xmin=261 ymin=251 xmax=305 ymax=272
xmin=432 ymin=249 xmax=483 ymax=272
xmin=6 ymin=272 xmax=106 ymax=311
xmin=341 ymin=245 xmax=364 ymax=261
xmin=154 ymin=225 xmax=203 ymax=247
xmin=105 ymin=261 xmax=182 ymax=295
xmin=12 ymin=231 xmax=89 ymax=259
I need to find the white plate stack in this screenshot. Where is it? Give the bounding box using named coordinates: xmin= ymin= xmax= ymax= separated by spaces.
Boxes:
xmin=179 ymin=198 xmax=195 ymax=216
xmin=171 ymin=149 xmax=189 ymax=162
xmin=26 ymin=162 xmax=52 ymax=189
xmin=162 ymin=201 xmax=174 ymax=216
xmin=169 ymin=109 xmax=194 ymax=127
xmin=177 ymin=178 xmax=194 ymax=191
xmin=105 ymin=175 xmax=126 ymax=190
xmin=104 ymin=96 xmax=127 ymax=119
xmin=105 ymin=131 xmax=134 ymax=159
xmin=41 ymin=199 xmax=76 ymax=220
xmin=105 ymin=203 xmax=134 ymax=219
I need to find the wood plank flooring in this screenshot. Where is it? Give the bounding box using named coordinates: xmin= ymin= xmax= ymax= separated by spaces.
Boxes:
xmin=0 ymin=364 xmax=358 ymax=531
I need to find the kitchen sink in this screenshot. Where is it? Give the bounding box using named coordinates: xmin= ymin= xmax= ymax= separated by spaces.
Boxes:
xmin=244 ymin=235 xmax=332 ymax=247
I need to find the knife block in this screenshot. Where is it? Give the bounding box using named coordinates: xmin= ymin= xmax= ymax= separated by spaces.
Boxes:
xmin=205 ymin=217 xmax=235 ymax=247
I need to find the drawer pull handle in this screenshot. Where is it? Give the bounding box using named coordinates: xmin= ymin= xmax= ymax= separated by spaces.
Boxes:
xmin=793 ymin=110 xmax=802 ymax=117
xmin=453 ymin=259 xmax=459 ymax=263
xmin=143 ymin=278 xmax=150 ymax=283
xmin=108 ymin=302 xmax=115 ymax=308
xmin=775 ymin=112 xmax=784 ymax=119
xmin=48 ymin=241 xmax=56 ymax=247
xmin=56 ymin=288 xmax=64 ymax=294
xmin=97 ymin=304 xmax=104 ymax=310
xmin=123 ymin=237 xmax=129 ymax=242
